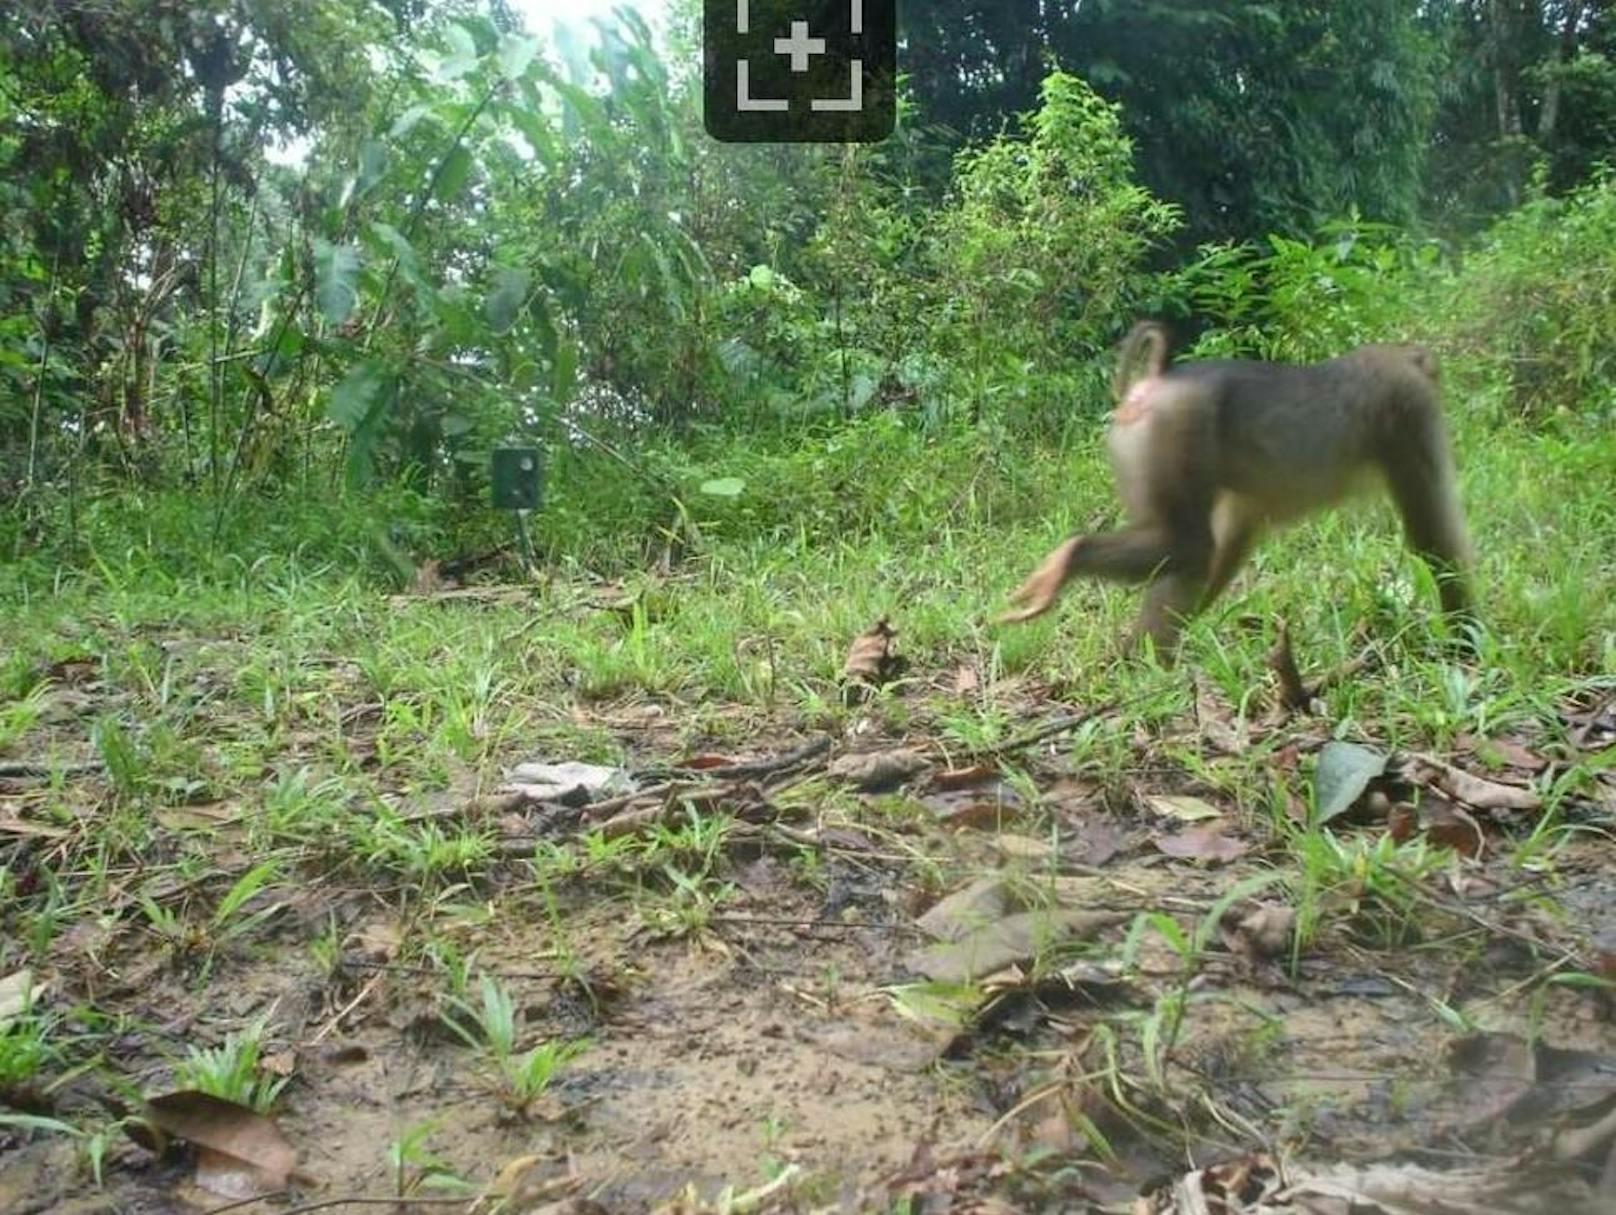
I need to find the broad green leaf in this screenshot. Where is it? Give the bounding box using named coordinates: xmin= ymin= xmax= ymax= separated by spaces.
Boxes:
xmin=326 ymin=361 xmax=387 ymax=430
xmin=498 ymin=34 xmax=541 ymax=81
xmin=357 ymin=138 xmax=388 ymax=196
xmin=439 ymin=24 xmax=479 ymax=81
xmin=390 ymin=104 xmax=433 ymax=140
xmin=433 ymin=288 xmax=478 ymax=346
xmin=505 ymin=103 xmax=558 ymax=164
xmin=433 ymin=146 xmax=474 ymax=203
xmin=699 ymin=477 xmax=745 ymax=499
xmin=313 ymin=240 xmax=360 ymax=327
xmin=485 ymin=266 xmax=532 ymax=335
xmin=367 ymin=222 xmax=435 ymax=303
xmin=254 ymin=327 xmax=305 ymax=378
xmin=1314 ymin=741 xmax=1388 ymax=825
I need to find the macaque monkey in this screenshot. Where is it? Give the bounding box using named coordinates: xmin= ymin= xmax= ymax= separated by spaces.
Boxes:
xmin=998 ymin=322 xmax=1474 ymax=655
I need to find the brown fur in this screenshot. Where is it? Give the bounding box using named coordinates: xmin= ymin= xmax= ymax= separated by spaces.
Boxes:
xmin=999 ymin=322 xmax=1474 ymax=655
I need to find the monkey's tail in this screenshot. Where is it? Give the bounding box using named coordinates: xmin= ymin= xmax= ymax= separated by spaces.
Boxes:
xmin=1112 ymin=322 xmax=1170 ymax=403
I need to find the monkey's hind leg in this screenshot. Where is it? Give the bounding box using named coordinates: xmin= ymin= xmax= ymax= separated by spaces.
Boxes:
xmin=997 ymin=526 xmax=1180 ymax=624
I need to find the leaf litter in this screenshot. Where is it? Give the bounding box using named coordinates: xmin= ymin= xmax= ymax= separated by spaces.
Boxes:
xmin=4 ymin=613 xmax=1616 ymax=1213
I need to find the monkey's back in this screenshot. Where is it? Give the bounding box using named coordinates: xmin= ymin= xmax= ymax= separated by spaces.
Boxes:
xmin=1165 ymin=358 xmax=1399 ymax=512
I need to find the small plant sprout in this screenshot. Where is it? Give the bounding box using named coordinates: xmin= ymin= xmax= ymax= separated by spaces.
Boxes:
xmin=175 ymin=1018 xmax=289 ymax=1113
xmin=442 ymin=974 xmax=586 ymax=1115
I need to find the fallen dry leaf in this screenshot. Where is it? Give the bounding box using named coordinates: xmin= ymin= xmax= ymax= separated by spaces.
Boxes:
xmin=1459 ymin=733 xmax=1548 ymax=774
xmin=1388 ymin=794 xmax=1486 ymax=857
xmin=1070 ymin=820 xmax=1128 ymax=866
xmin=1274 ymin=1160 xmax=1601 ymax=1214
xmin=995 ymin=834 xmax=1054 ymax=862
xmin=1154 ymin=822 xmax=1250 ymax=865
xmin=1145 ymin=794 xmax=1222 ymax=823
xmin=841 ymin=617 xmax=906 ymax=687
xmin=931 ymin=764 xmax=1000 ymax=792
xmin=1221 ymin=903 xmax=1296 ymax=962
xmin=143 ymin=1090 xmax=296 ymax=1199
xmin=472 ymin=1153 xmax=543 ymax=1211
xmin=828 ymin=748 xmax=931 ymax=792
xmin=678 ymin=754 xmax=740 ymax=770
xmin=921 ymin=785 xmax=1023 ymax=830
xmin=0 ymin=968 xmax=45 ymax=1023
xmin=1407 ymin=754 xmax=1542 ymax=813
xmin=916 ymin=878 xmax=1013 ymax=942
xmin=411 ymin=558 xmax=445 ymax=595
xmin=904 ymin=910 xmax=1126 ymax=983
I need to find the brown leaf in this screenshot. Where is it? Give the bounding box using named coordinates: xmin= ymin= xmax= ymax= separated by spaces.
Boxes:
xmin=905 ymin=910 xmax=1126 ymax=983
xmin=1070 ymin=820 xmax=1128 ymax=867
xmin=932 ymin=764 xmax=999 ymax=792
xmin=155 ymin=803 xmax=241 ymax=832
xmin=995 ymin=834 xmax=1055 ymax=862
xmin=1267 ymin=620 xmax=1313 ymax=712
xmin=1155 ymin=823 xmax=1250 ymax=864
xmin=144 ymin=1090 xmax=295 ymax=1198
xmin=1414 ymin=795 xmax=1487 ymax=858
xmin=259 ymin=1050 xmax=297 ymax=1079
xmin=921 ymin=779 xmax=1024 ymax=830
xmin=952 ymin=664 xmax=981 ymax=697
xmin=1195 ymin=678 xmax=1248 ymax=753
xmin=679 ymin=754 xmax=739 ymax=770
xmin=828 ymin=748 xmax=931 ymax=792
xmin=916 ymin=878 xmax=1012 ymax=942
xmin=0 ymin=968 xmax=44 ymax=1023
xmin=1459 ymin=734 xmax=1548 ymax=774
xmin=1407 ymin=754 xmax=1542 ymax=813
xmin=0 ymin=816 xmax=70 ymax=840
xmin=472 ymin=1153 xmax=545 ymax=1211
xmin=1145 ymin=794 xmax=1222 ymax=823
xmin=841 ymin=617 xmax=905 ymax=687
xmin=1221 ymin=904 xmax=1296 ymax=962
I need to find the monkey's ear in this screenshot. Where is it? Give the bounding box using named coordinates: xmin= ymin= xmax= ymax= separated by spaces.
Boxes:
xmin=997 ymin=537 xmax=1084 ymax=624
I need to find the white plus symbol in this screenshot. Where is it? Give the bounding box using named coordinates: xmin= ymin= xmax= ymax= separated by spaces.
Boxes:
xmin=774 ymin=20 xmax=826 ymax=73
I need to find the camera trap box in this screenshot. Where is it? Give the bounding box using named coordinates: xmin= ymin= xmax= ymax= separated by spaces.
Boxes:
xmin=490 ymin=447 xmax=544 ymax=512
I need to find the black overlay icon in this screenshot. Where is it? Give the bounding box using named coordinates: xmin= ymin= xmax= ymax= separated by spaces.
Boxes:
xmin=704 ymin=1 xmax=896 ymax=143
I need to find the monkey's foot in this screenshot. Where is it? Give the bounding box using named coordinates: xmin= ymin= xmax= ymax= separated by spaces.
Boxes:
xmin=995 ymin=537 xmax=1083 ymax=624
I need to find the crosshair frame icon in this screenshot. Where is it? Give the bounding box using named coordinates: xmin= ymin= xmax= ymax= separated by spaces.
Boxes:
xmin=704 ymin=0 xmax=897 ymax=143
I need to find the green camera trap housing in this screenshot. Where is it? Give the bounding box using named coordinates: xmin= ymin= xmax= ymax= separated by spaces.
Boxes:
xmin=490 ymin=446 xmax=543 ymax=512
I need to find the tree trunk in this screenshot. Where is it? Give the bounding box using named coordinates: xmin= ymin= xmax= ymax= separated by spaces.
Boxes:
xmin=1538 ymin=0 xmax=1586 ymax=142
xmin=1489 ymin=0 xmax=1523 ymax=138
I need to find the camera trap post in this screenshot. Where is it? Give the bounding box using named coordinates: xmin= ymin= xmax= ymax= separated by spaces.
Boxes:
xmin=490 ymin=446 xmax=543 ymax=576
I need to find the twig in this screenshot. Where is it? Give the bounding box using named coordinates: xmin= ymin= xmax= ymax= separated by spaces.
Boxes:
xmin=576 ymin=781 xmax=678 ymax=819
xmin=206 ymin=1197 xmax=471 ymax=1215
xmin=1268 ymin=618 xmax=1380 ymax=712
xmin=0 ymin=760 xmax=104 ymax=778
xmin=709 ymin=914 xmax=926 ymax=935
xmin=981 ymin=704 xmax=1115 ymax=759
xmin=338 ymin=957 xmax=562 ymax=982
xmin=1387 ymin=867 xmax=1585 ymax=969
xmin=650 ymin=735 xmax=832 ymax=782
xmin=308 ymin=972 xmax=385 ymax=1045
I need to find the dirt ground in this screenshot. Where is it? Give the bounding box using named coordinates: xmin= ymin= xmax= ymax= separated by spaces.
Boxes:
xmin=4 ymin=636 xmax=1616 ymax=1214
